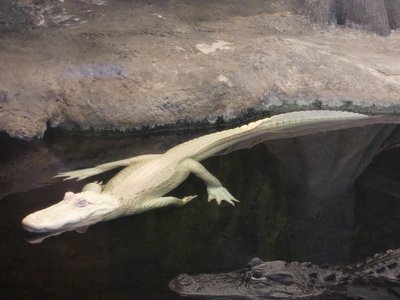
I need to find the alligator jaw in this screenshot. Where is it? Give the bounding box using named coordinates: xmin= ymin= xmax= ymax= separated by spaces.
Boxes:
xmin=22 ymin=209 xmax=93 ymax=233
xmin=22 ymin=219 xmax=54 ymax=233
xmin=169 ymin=271 xmax=246 ymax=298
xmin=168 ymin=271 xmax=308 ymax=298
xmin=22 ymin=216 xmax=84 ymax=233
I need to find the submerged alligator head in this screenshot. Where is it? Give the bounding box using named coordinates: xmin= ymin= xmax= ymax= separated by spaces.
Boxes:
xmin=170 ymin=250 xmax=400 ymax=299
xmin=169 ymin=258 xmax=347 ymax=299
xmin=22 ymin=182 xmax=120 ymax=233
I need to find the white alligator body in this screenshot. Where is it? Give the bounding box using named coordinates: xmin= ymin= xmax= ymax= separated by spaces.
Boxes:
xmin=22 ymin=110 xmax=369 ymax=234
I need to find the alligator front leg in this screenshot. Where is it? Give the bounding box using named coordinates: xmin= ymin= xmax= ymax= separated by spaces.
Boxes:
xmin=183 ymin=159 xmax=239 ymax=206
xmin=137 ymin=195 xmax=198 ymax=213
xmin=55 ymin=154 xmax=161 ymax=180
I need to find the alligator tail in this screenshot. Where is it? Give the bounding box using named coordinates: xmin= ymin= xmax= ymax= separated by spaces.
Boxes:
xmin=175 ymin=110 xmax=369 ymax=161
xmin=254 ymin=110 xmax=369 ymax=131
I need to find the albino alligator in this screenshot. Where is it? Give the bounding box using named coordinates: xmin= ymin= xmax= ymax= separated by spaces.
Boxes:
xmin=169 ymin=249 xmax=400 ymax=299
xmin=22 ymin=110 xmax=369 ymax=233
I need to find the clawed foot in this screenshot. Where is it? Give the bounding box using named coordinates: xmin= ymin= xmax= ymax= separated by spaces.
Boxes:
xmin=207 ymin=187 xmax=239 ymax=206
xmin=179 ymin=195 xmax=198 ymax=206
xmin=54 ymin=169 xmax=92 ymax=181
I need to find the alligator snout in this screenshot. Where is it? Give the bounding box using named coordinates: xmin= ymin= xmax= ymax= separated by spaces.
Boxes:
xmin=22 ymin=212 xmax=58 ymax=233
xmin=22 ymin=213 xmax=44 ymax=232
xmin=169 ymin=273 xmax=200 ymax=295
xmin=169 ymin=273 xmax=195 ymax=289
xmin=176 ymin=273 xmax=195 ymax=286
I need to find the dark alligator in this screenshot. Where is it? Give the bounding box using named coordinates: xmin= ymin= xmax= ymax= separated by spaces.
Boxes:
xmin=169 ymin=249 xmax=400 ymax=299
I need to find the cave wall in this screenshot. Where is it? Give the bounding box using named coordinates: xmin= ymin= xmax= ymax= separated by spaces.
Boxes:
xmin=2 ymin=0 xmax=400 ymax=35
xmin=303 ymin=0 xmax=400 ymax=36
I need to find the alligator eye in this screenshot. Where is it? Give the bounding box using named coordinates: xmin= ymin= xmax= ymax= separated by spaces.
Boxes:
xmin=77 ymin=199 xmax=88 ymax=207
xmin=251 ymin=271 xmax=264 ymax=280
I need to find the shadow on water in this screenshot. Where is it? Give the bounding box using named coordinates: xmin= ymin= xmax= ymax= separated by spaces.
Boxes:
xmin=0 ymin=119 xmax=399 ymax=299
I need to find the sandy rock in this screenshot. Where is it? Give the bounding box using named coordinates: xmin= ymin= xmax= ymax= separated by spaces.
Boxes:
xmin=0 ymin=0 xmax=399 ymax=140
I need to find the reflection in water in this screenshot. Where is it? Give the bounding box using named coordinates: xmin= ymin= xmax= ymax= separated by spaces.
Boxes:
xmin=0 ymin=122 xmax=399 ymax=299
xmin=266 ymin=124 xmax=395 ymax=264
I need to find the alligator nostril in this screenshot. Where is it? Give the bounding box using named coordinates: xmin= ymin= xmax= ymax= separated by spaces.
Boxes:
xmin=177 ymin=274 xmax=195 ymax=286
xmin=22 ymin=213 xmax=44 ymax=231
xmin=27 ymin=214 xmax=41 ymax=223
xmin=22 ymin=215 xmax=33 ymax=226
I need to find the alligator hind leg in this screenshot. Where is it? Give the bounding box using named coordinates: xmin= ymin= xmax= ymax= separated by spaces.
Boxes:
xmin=137 ymin=195 xmax=198 ymax=213
xmin=183 ymin=159 xmax=239 ymax=206
xmin=55 ymin=154 xmax=161 ymax=181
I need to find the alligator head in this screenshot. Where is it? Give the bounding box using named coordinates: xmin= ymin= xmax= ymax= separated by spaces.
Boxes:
xmin=169 ymin=258 xmax=346 ymax=299
xmin=22 ymin=190 xmax=120 ymax=233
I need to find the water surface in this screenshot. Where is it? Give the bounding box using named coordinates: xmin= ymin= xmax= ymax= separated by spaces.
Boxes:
xmin=0 ymin=123 xmax=399 ymax=299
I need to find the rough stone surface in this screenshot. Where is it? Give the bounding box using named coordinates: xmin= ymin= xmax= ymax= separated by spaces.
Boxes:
xmin=343 ymin=0 xmax=391 ymax=36
xmin=0 ymin=0 xmax=400 ymax=140
xmin=386 ymin=0 xmax=400 ymax=29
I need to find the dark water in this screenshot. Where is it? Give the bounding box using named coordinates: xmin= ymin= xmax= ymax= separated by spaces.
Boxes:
xmin=0 ymin=122 xmax=399 ymax=299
